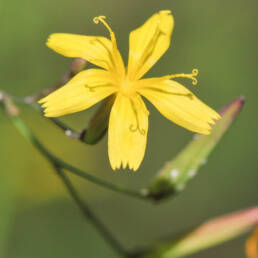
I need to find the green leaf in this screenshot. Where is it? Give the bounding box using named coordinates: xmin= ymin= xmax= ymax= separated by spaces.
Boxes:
xmin=148 ymin=97 xmax=245 ymax=200
xmin=141 ymin=207 xmax=258 ymax=258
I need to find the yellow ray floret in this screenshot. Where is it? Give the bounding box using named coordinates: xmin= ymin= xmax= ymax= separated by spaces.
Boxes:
xmin=39 ymin=10 xmax=221 ymax=171
xmin=127 ymin=10 xmax=174 ymax=81
xmin=39 ymin=69 xmax=116 ymax=117
xmin=108 ymin=94 xmax=149 ymax=171
xmin=138 ymin=75 xmax=220 ymax=135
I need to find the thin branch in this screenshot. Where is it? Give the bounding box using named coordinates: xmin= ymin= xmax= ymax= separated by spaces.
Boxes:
xmin=29 ymin=102 xmax=82 ymax=140
xmin=0 ymin=93 xmax=148 ymax=201
xmin=0 ymin=93 xmax=147 ymax=257
xmin=59 ymin=159 xmax=148 ymax=200
xmin=54 ymin=166 xmax=129 ymax=257
xmin=9 ymin=57 xmax=88 ymax=142
xmin=25 ymin=58 xmax=87 ymax=103
xmin=11 ymin=58 xmax=108 ymax=144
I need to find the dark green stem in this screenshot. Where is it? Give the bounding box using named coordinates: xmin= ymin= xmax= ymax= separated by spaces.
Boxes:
xmin=13 ymin=115 xmax=145 ymax=199
xmin=29 ymin=102 xmax=81 ymax=139
xmin=55 ymin=166 xmax=129 ymax=257
xmin=0 ymin=95 xmax=145 ymax=257
xmin=59 ymin=160 xmax=148 ymax=200
xmin=0 ymin=95 xmax=147 ymax=201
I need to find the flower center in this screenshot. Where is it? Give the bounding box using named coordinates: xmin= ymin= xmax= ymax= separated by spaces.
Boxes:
xmin=120 ymin=79 xmax=136 ymax=97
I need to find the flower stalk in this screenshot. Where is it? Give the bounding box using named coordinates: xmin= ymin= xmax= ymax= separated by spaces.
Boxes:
xmin=0 ymin=93 xmax=148 ymax=200
xmin=0 ymin=93 xmax=141 ymax=257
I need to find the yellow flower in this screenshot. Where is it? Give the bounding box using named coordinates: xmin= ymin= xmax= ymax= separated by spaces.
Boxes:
xmin=246 ymin=227 xmax=258 ymax=258
xmin=39 ymin=10 xmax=220 ymax=171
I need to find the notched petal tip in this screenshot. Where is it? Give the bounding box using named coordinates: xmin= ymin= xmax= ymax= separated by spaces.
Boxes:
xmin=108 ymin=95 xmax=148 ymax=172
xmin=38 ymin=98 xmax=45 ymax=104
xmin=38 ymin=69 xmax=116 ymax=119
xmin=215 ymin=112 xmax=222 ymax=120
xmin=201 ymin=129 xmax=212 ymax=135
xmin=110 ymin=160 xmax=139 ymax=171
xmin=46 ymin=33 xmax=61 ymax=49
xmin=159 ymin=10 xmax=172 ymax=16
xmin=43 ymin=113 xmax=52 ymax=118
xmin=41 ymin=101 xmax=49 ymax=108
xmin=45 ymin=34 xmax=52 ymax=48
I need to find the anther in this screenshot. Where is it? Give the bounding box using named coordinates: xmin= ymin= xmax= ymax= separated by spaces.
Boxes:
xmin=191 ymin=69 xmax=199 ymax=85
xmin=84 ymin=84 xmax=95 ymax=92
xmin=166 ymin=68 xmax=199 ymax=86
xmin=139 ymin=128 xmax=146 ymax=135
xmin=93 ymin=16 xmax=114 ymax=39
xmin=93 ymin=16 xmax=106 ymax=24
xmin=192 ymin=68 xmax=198 ymax=76
xmin=84 ymin=83 xmax=112 ymax=92
xmin=129 ymin=125 xmax=146 ymax=135
xmin=129 ymin=99 xmax=146 ymax=136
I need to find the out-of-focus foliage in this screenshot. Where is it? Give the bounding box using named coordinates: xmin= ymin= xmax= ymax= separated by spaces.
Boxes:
xmin=246 ymin=227 xmax=258 ymax=258
xmin=149 ymin=97 xmax=244 ymax=199
xmin=143 ymin=207 xmax=258 ymax=258
xmin=0 ymin=0 xmax=257 ymax=257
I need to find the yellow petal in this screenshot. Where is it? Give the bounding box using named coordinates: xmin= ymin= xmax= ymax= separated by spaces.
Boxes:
xmin=47 ymin=33 xmax=117 ymax=71
xmin=138 ymin=78 xmax=220 ymax=134
xmin=246 ymin=227 xmax=258 ymax=258
xmin=108 ymin=94 xmax=149 ymax=171
xmin=39 ymin=69 xmax=116 ymax=117
xmin=127 ymin=10 xmax=174 ymax=81
xmin=93 ymin=16 xmax=125 ymax=78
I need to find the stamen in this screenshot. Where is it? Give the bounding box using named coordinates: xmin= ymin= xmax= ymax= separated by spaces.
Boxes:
xmin=90 ymin=38 xmax=115 ymax=68
xmin=129 ymin=125 xmax=146 ymax=135
xmin=93 ymin=15 xmax=124 ymax=76
xmin=84 ymin=83 xmax=112 ymax=92
xmin=130 ymin=11 xmax=171 ymax=79
xmin=165 ymin=69 xmax=199 ymax=85
xmin=144 ymin=87 xmax=194 ymax=99
xmin=134 ymin=21 xmax=165 ymax=79
xmin=93 ymin=16 xmax=116 ymax=44
xmin=129 ymin=99 xmax=146 ymax=135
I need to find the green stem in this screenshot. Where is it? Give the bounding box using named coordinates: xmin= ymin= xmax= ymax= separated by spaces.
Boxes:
xmin=0 ymin=95 xmax=144 ymax=257
xmin=55 ymin=166 xmax=129 ymax=257
xmin=14 ymin=117 xmax=145 ymax=200
xmin=59 ymin=159 xmax=147 ymax=200
xmin=29 ymin=102 xmax=81 ymax=139
xmin=1 ymin=96 xmax=147 ymax=200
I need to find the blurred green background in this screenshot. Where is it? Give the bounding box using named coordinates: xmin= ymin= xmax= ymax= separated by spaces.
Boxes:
xmin=0 ymin=0 xmax=257 ymax=257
